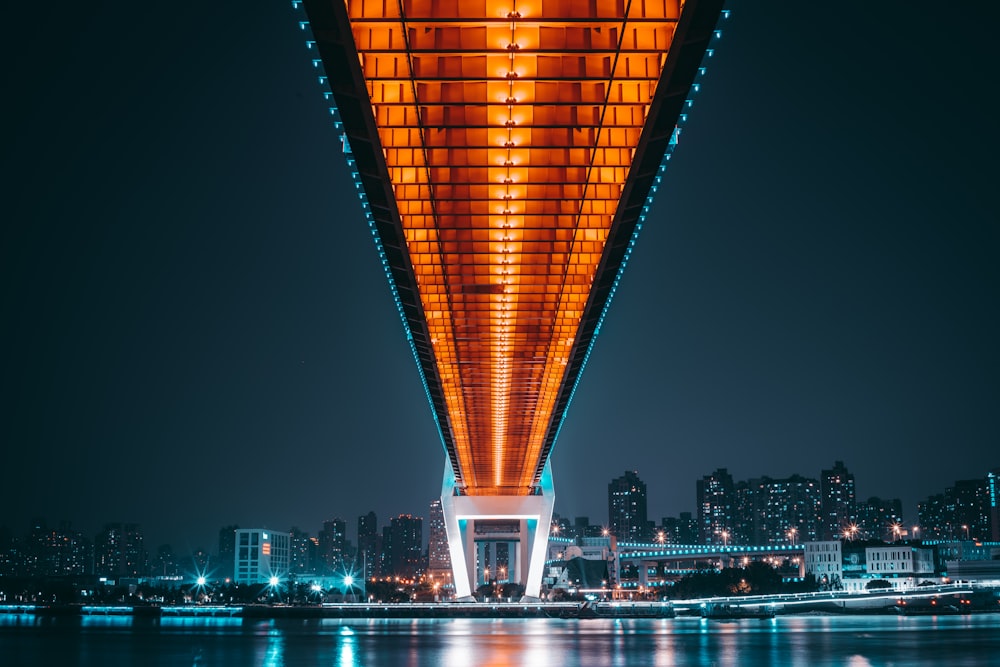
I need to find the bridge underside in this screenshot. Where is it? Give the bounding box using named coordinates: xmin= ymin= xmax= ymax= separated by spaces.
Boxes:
xmin=303 ymin=0 xmax=725 ymax=594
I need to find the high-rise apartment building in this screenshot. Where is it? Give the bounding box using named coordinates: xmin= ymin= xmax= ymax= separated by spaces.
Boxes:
xmin=753 ymin=475 xmax=822 ymax=544
xmin=319 ymin=518 xmax=347 ymax=574
xmin=217 ymin=525 xmax=239 ymax=580
xmin=94 ymin=522 xmax=147 ymax=579
xmin=918 ymin=477 xmax=991 ymax=541
xmin=821 ymin=461 xmax=856 ymax=540
xmin=697 ymin=468 xmax=734 ymax=544
xmin=289 ymin=526 xmax=316 ymax=575
xmin=660 ymin=512 xmax=698 ymax=545
xmin=386 ymin=514 xmax=423 ymax=580
xmin=855 ymin=497 xmax=902 ymax=540
xmin=28 ymin=519 xmax=90 ymax=577
xmin=357 ymin=511 xmax=378 ymax=579
xmin=608 ymin=470 xmax=649 ymax=542
xmin=426 ymin=500 xmax=451 ymax=581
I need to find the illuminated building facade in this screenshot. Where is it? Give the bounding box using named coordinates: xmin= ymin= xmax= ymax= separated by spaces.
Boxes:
xmin=357 ymin=511 xmax=379 ymax=578
xmin=856 ymin=496 xmax=903 ymax=541
xmin=918 ymin=477 xmax=992 ymax=541
xmin=426 ymin=500 xmax=453 ymax=582
xmin=608 ymin=470 xmax=649 ymax=542
xmin=300 ymin=0 xmax=726 ymax=598
xmin=696 ymin=468 xmax=733 ymax=545
xmin=234 ymin=529 xmax=290 ymax=585
xmin=990 ymin=469 xmax=1000 ymax=542
xmin=94 ymin=522 xmax=147 ymax=580
xmin=821 ymin=460 xmax=856 ymax=540
xmin=754 ymin=475 xmax=822 ymax=544
xmin=319 ymin=518 xmax=347 ymax=573
xmin=384 ymin=514 xmax=423 ymax=579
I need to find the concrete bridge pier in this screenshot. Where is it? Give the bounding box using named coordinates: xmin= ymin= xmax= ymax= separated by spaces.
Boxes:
xmin=440 ymin=461 xmax=554 ymax=602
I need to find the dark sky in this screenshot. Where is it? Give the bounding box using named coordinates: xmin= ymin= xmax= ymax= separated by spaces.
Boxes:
xmin=3 ymin=2 xmax=997 ymax=553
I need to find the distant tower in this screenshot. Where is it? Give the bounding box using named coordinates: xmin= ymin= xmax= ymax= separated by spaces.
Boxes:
xmin=608 ymin=471 xmax=649 ymax=542
xmin=696 ymin=468 xmax=734 ymax=545
xmin=379 ymin=525 xmax=393 ymax=578
xmin=152 ymin=544 xmax=178 ymax=578
xmin=426 ymin=500 xmax=452 ymax=583
xmin=821 ymin=461 xmax=856 ymax=540
xmin=755 ymin=475 xmax=822 ymax=544
xmin=918 ymin=479 xmax=989 ymax=541
xmin=288 ymin=526 xmax=314 ymax=575
xmin=94 ymin=523 xmax=147 ymax=579
xmin=319 ymin=518 xmax=347 ymax=574
xmin=388 ymin=514 xmax=423 ymax=580
xmin=357 ymin=511 xmax=378 ymax=579
xmin=30 ymin=519 xmax=90 ymax=577
xmin=217 ymin=525 xmax=239 ymax=580
xmin=950 ymin=478 xmax=990 ymax=540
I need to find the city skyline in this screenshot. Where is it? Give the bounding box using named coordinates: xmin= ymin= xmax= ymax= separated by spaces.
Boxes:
xmin=5 ymin=461 xmax=995 ymax=561
xmin=3 ymin=1 xmax=997 ymax=551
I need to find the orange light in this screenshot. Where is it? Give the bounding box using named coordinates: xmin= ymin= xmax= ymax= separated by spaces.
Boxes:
xmin=346 ymin=0 xmax=682 ymax=494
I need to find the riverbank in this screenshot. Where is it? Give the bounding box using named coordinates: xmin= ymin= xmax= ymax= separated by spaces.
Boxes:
xmin=2 ymin=586 xmax=997 ymax=620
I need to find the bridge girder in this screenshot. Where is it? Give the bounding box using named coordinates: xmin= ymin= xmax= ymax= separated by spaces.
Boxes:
xmin=303 ymin=0 xmax=726 ymax=495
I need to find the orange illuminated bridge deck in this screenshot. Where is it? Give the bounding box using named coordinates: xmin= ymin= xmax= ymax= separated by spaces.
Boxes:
xmin=303 ymin=0 xmax=724 ymax=496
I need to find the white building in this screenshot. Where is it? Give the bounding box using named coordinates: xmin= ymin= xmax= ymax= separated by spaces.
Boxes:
xmin=865 ymin=545 xmax=935 ymax=576
xmin=803 ymin=540 xmax=843 ymax=589
xmin=841 ymin=545 xmax=937 ymax=593
xmin=234 ymin=529 xmax=290 ymax=585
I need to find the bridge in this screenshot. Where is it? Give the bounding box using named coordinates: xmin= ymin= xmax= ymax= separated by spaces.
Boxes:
xmin=298 ymin=0 xmax=727 ymax=599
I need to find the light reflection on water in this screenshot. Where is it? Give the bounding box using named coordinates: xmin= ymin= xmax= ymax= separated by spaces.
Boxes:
xmin=1 ymin=614 xmax=999 ymax=666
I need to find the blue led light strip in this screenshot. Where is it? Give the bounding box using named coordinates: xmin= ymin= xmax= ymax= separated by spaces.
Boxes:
xmin=293 ymin=4 xmax=451 ymax=454
xmin=549 ymin=8 xmax=732 ymax=453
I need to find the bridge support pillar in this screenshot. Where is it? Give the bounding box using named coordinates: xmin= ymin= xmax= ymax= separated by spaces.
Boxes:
xmin=440 ymin=460 xmax=555 ymax=601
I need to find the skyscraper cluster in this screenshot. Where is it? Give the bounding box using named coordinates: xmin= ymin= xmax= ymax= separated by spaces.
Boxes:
xmin=918 ymin=470 xmax=1000 ymax=542
xmin=597 ymin=464 xmax=998 ymax=549
xmin=693 ymin=462 xmax=900 ymax=546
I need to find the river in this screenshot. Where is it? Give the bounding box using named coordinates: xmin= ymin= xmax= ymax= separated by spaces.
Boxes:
xmin=2 ymin=613 xmax=998 ymax=665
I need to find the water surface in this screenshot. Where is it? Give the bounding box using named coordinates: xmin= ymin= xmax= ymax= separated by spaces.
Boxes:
xmin=2 ymin=613 xmax=997 ymax=666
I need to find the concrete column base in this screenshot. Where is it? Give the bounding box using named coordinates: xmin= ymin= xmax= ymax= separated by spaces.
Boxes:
xmin=440 ymin=460 xmax=555 ymax=600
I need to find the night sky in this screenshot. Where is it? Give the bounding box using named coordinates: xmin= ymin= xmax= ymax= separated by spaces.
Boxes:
xmin=3 ymin=2 xmax=997 ymax=553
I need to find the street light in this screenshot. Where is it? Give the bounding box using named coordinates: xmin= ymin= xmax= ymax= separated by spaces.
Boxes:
xmin=962 ymin=525 xmax=970 ymax=541
xmin=787 ymin=527 xmax=797 ymax=545
xmin=656 ymin=531 xmax=666 ymax=545
xmin=719 ymin=530 xmax=729 ymax=547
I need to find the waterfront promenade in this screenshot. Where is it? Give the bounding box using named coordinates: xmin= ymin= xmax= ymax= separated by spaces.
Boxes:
xmin=2 ymin=583 xmax=995 ymax=620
